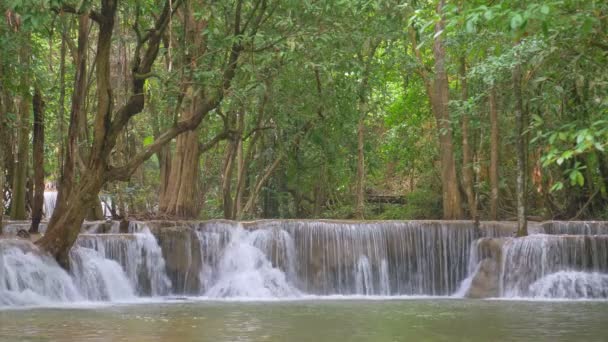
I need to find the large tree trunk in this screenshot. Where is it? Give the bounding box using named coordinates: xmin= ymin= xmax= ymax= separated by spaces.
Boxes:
xmin=489 ymin=86 xmax=499 ymax=220
xmin=158 ymin=3 xmax=207 ymax=219
xmin=158 ymin=112 xmax=200 ymax=218
xmin=11 ymin=36 xmax=31 ymax=220
xmin=460 ymin=57 xmax=476 ymax=219
xmin=38 ymin=171 xmax=105 ymax=267
xmin=30 ymin=88 xmax=45 ymax=233
xmin=513 ymin=58 xmax=527 ymax=236
xmin=431 ymin=0 xmax=463 ymax=219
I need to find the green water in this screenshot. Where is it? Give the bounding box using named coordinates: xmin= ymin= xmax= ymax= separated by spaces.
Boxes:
xmin=1 ymin=299 xmax=607 ymax=341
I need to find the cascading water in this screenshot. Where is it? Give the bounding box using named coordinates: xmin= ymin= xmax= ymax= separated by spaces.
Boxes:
xmin=500 ymin=234 xmax=608 ymax=298
xmin=43 ymin=191 xmax=57 ymax=218
xmin=0 ymin=240 xmax=82 ymax=306
xmin=2 ymin=219 xmax=608 ymax=307
xmin=76 ymin=228 xmax=171 ymax=296
xmin=70 ymin=246 xmax=135 ymax=301
xmin=199 ymin=224 xmax=300 ymax=298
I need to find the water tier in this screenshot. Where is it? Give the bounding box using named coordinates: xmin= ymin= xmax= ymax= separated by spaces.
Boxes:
xmin=1 ymin=220 xmax=607 ymax=306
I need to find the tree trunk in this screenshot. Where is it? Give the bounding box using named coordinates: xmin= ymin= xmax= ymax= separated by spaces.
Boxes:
xmin=431 ymin=0 xmax=463 ymax=219
xmin=243 ymin=154 xmax=283 ymax=215
xmin=159 ymin=120 xmax=200 ymax=218
xmin=513 ymin=59 xmax=527 ymax=236
xmin=11 ymin=39 xmax=31 ymax=220
xmin=38 ymin=171 xmax=105 ymax=268
xmin=355 ymin=116 xmax=365 ymax=219
xmin=489 ymin=86 xmax=499 ymax=220
xmin=52 ymin=14 xmax=89 ymax=227
xmin=460 ymin=57 xmax=476 ymax=219
xmin=0 ymin=91 xmax=4 ymax=234
xmin=158 ymin=3 xmax=208 ymax=219
xmin=57 ymin=16 xmax=67 ymax=179
xmin=30 ymin=88 xmax=45 ymax=233
xmin=222 ymin=138 xmax=237 ymax=219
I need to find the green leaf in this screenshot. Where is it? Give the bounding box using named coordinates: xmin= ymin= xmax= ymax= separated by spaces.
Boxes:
xmin=143 ymin=136 xmax=154 ymax=147
xmin=511 ymin=14 xmax=523 ymax=30
xmin=540 ymin=5 xmax=550 ymax=15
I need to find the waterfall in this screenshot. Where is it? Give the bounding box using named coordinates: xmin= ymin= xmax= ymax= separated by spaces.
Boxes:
xmin=500 ymin=235 xmax=608 ymax=298
xmin=0 ymin=240 xmax=82 ymax=306
xmin=2 ymin=219 xmax=608 ymax=307
xmin=70 ymin=246 xmax=135 ymax=301
xmin=192 ymin=220 xmax=499 ymax=296
xmin=201 ymin=225 xmax=300 ymax=298
xmin=43 ymin=191 xmax=57 ymax=218
xmin=76 ymin=228 xmax=171 ymax=296
xmin=542 ymin=221 xmax=608 ymax=235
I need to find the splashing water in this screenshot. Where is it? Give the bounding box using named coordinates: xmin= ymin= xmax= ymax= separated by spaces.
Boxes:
xmin=0 ymin=240 xmax=82 ymax=306
xmin=204 ymin=226 xmax=300 ymax=298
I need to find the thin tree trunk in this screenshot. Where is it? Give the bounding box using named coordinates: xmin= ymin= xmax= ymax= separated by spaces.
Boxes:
xmin=222 ymin=138 xmax=237 ymax=219
xmin=0 ymin=88 xmax=4 ymax=234
xmin=489 ymin=86 xmax=499 ymax=220
xmin=243 ymin=154 xmax=283 ymax=215
xmin=355 ymin=116 xmax=365 ymax=219
xmin=354 ymin=40 xmax=378 ymax=220
xmin=513 ymin=57 xmax=527 ymax=236
xmin=57 ymin=17 xmax=67 ymax=180
xmin=431 ymin=0 xmax=463 ymax=219
xmin=460 ymin=57 xmax=476 ymax=219
xmin=30 ymin=88 xmax=45 ymax=233
xmin=52 ymin=14 xmax=89 ymax=228
xmin=11 ymin=38 xmax=31 ymax=220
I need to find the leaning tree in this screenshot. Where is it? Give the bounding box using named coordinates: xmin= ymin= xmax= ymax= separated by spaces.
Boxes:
xmin=37 ymin=0 xmax=270 ymax=267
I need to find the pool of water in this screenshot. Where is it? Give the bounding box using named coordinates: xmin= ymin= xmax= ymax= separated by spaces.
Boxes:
xmin=1 ymin=299 xmax=607 ymax=341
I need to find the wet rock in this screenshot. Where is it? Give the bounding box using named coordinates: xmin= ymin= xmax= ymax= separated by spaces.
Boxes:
xmin=465 ymin=258 xmax=500 ymax=298
xmin=150 ymin=225 xmax=202 ymax=294
xmin=16 ymin=229 xmax=30 ymax=239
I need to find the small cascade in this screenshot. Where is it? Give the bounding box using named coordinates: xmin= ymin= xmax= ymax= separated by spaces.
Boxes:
xmin=355 ymin=256 xmax=374 ymax=295
xmin=500 ymin=235 xmax=608 ymax=298
xmin=541 ymin=221 xmax=608 ymax=235
xmin=70 ymin=246 xmax=135 ymax=301
xmin=528 ymin=271 xmax=608 ymax=299
xmin=43 ymin=191 xmax=57 ymax=218
xmin=75 ymin=228 xmax=171 ymax=296
xmin=277 ymin=221 xmax=481 ymax=295
xmin=0 ymin=240 xmax=82 ymax=306
xmin=202 ymin=225 xmax=300 ymax=298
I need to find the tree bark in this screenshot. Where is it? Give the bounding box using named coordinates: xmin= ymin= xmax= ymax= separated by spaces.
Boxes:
xmin=431 ymin=0 xmax=463 ymax=219
xmin=513 ymin=57 xmax=527 ymax=236
xmin=57 ymin=16 xmax=68 ymax=180
xmin=30 ymin=88 xmax=45 ymax=233
xmin=10 ymin=37 xmax=31 ymax=220
xmin=460 ymin=57 xmax=476 ymax=219
xmin=489 ymin=86 xmax=499 ymax=220
xmin=158 ymin=103 xmax=201 ymax=218
xmin=52 ymin=14 xmax=89 ymax=228
xmin=158 ymin=2 xmax=207 ymax=219
xmin=0 ymin=89 xmax=4 ymax=234
xmin=355 ymin=115 xmax=365 ymax=219
xmin=243 ymin=154 xmax=283 ymax=215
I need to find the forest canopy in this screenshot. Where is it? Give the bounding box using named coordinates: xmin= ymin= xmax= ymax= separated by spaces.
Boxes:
xmin=0 ymin=0 xmax=607 ymax=242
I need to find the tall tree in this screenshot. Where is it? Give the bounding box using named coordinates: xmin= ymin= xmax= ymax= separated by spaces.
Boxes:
xmin=30 ymin=87 xmax=44 ymax=233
